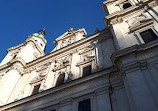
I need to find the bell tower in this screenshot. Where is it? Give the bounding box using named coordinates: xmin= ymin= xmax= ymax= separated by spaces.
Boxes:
xmin=102 ymin=0 xmax=158 ymax=50
xmin=0 ymin=30 xmax=47 ymax=105
xmin=0 ymin=29 xmax=47 ymax=65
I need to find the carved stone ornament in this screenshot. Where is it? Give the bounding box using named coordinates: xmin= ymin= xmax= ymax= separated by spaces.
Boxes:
xmin=110 ymin=17 xmax=123 ymax=25
xmin=127 ymin=14 xmax=147 ymax=27
xmin=78 ymin=46 xmax=94 ymax=55
xmin=59 ymin=36 xmax=75 ymax=49
xmin=77 ymin=52 xmax=95 ymax=66
xmin=53 ymin=56 xmax=71 ymax=71
xmin=23 ymin=67 xmax=36 ymax=75
xmin=30 ymin=73 xmax=46 ymax=84
xmin=39 ymin=81 xmax=47 ymax=91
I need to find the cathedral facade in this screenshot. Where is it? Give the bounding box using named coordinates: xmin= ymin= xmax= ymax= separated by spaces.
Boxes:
xmin=0 ymin=0 xmax=158 ymax=111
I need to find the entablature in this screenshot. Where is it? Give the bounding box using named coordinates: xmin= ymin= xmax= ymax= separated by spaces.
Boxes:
xmin=111 ymin=39 xmax=158 ymax=73
xmin=104 ymin=0 xmax=158 ymax=26
xmin=0 ymin=57 xmax=26 ymax=74
xmin=25 ymin=29 xmax=110 ymax=70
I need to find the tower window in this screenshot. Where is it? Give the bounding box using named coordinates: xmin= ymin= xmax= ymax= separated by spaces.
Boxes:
xmin=55 ymin=73 xmax=65 ymax=86
xmin=78 ymin=99 xmax=91 ymax=111
xmin=123 ymin=3 xmax=132 ymax=9
xmin=32 ymin=84 xmax=41 ymax=95
xmin=40 ymin=43 xmax=43 ymax=47
xmin=13 ymin=54 xmax=17 ymax=59
xmin=140 ymin=29 xmax=158 ymax=43
xmin=83 ymin=65 xmax=91 ymax=77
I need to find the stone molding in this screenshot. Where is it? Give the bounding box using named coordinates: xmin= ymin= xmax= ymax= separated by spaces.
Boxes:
xmin=0 ymin=67 xmax=115 ymax=111
xmin=129 ymin=19 xmax=154 ymax=32
xmin=7 ymin=37 xmax=45 ymax=56
xmin=29 ymin=76 xmax=45 ymax=85
xmin=111 ymin=40 xmax=158 ymax=73
xmin=0 ymin=57 xmax=26 ymax=75
xmin=27 ymin=35 xmax=46 ymax=45
xmin=53 ymin=55 xmax=71 ymax=72
xmin=55 ymin=28 xmax=87 ymax=42
xmin=7 ymin=43 xmax=24 ymax=52
xmin=104 ymin=0 xmax=157 ymax=26
xmin=25 ymin=29 xmax=111 ymax=69
xmin=102 ymin=0 xmax=117 ymax=5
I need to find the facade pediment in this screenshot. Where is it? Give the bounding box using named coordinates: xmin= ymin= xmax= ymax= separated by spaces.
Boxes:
xmin=52 ymin=28 xmax=87 ymax=52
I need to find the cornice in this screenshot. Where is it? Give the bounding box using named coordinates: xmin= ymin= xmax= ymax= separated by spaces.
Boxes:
xmin=0 ymin=57 xmax=26 ymax=74
xmin=102 ymin=0 xmax=117 ymax=5
xmin=1 ymin=29 xmax=110 ymax=75
xmin=0 ymin=67 xmax=115 ymax=110
xmin=53 ymin=63 xmax=70 ymax=72
xmin=27 ymin=35 xmax=46 ymax=45
xmin=25 ymin=29 xmax=111 ymax=69
xmin=56 ymin=28 xmax=87 ymax=42
xmin=104 ymin=0 xmax=157 ymax=26
xmin=76 ymin=58 xmax=95 ymax=66
xmin=129 ymin=19 xmax=154 ymax=32
xmin=111 ymin=39 xmax=158 ymax=73
xmin=7 ymin=43 xmax=24 ymax=52
xmin=7 ymin=38 xmax=45 ymax=56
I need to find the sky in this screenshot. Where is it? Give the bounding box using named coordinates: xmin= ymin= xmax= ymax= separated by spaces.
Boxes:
xmin=0 ymin=0 xmax=106 ymax=62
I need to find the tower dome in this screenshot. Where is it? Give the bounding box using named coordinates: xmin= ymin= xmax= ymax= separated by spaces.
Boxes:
xmin=32 ymin=29 xmax=47 ymax=44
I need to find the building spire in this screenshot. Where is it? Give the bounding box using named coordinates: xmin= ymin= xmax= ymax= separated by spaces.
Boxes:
xmin=39 ymin=28 xmax=46 ymax=36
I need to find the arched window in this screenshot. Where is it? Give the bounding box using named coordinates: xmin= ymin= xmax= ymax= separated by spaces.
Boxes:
xmin=55 ymin=73 xmax=65 ymax=86
xmin=123 ymin=3 xmax=132 ymax=9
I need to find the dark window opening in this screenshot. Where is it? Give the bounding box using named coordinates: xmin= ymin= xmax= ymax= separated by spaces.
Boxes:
xmin=123 ymin=3 xmax=132 ymax=9
xmin=83 ymin=65 xmax=91 ymax=77
xmin=13 ymin=55 xmax=17 ymax=59
xmin=55 ymin=74 xmax=65 ymax=86
xmin=40 ymin=43 xmax=43 ymax=47
xmin=78 ymin=99 xmax=91 ymax=111
xmin=140 ymin=29 xmax=158 ymax=43
xmin=32 ymin=84 xmax=40 ymax=95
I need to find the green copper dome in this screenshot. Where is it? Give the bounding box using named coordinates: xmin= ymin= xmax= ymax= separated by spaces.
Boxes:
xmin=32 ymin=30 xmax=47 ymax=43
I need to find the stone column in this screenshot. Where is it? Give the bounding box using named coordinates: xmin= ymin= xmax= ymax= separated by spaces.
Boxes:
xmin=93 ymin=40 xmax=103 ymax=70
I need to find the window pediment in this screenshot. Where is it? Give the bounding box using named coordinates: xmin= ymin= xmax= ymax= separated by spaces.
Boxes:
xmin=53 ymin=55 xmax=71 ymax=72
xmin=129 ymin=19 xmax=153 ymax=32
xmin=77 ymin=55 xmax=95 ymax=66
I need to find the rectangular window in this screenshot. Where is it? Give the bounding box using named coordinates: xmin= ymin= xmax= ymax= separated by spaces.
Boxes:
xmin=83 ymin=65 xmax=91 ymax=77
xmin=32 ymin=84 xmax=41 ymax=95
xmin=140 ymin=29 xmax=158 ymax=43
xmin=78 ymin=99 xmax=91 ymax=111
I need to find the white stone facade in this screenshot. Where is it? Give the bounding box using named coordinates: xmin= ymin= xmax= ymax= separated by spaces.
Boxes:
xmin=0 ymin=0 xmax=158 ymax=111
